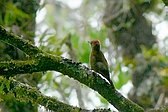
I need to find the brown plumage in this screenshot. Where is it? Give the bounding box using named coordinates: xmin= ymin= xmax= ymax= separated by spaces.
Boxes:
xmin=89 ymin=40 xmax=114 ymax=87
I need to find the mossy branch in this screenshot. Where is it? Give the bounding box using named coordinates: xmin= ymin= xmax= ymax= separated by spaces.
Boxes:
xmin=0 ymin=25 xmax=144 ymax=112
xmin=0 ymin=26 xmax=43 ymax=57
xmin=0 ymin=77 xmax=88 ymax=112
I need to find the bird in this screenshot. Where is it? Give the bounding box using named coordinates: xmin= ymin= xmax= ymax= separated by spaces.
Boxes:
xmin=89 ymin=40 xmax=114 ymax=87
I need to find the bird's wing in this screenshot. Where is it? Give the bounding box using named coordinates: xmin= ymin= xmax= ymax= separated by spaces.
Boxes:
xmin=96 ymin=62 xmax=108 ymax=71
xmin=96 ymin=62 xmax=110 ymax=80
xmin=99 ymin=51 xmax=109 ymax=68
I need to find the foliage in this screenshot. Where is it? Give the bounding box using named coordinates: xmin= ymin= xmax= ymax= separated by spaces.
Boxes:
xmin=0 ymin=0 xmax=168 ymax=111
xmin=35 ymin=0 xmax=168 ymax=111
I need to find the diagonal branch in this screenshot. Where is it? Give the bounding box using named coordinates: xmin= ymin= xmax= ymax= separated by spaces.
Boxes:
xmin=0 ymin=77 xmax=89 ymax=112
xmin=0 ymin=25 xmax=144 ymax=112
xmin=0 ymin=26 xmax=43 ymax=57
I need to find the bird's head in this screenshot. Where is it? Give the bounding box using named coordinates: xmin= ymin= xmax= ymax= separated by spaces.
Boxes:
xmin=89 ymin=40 xmax=101 ymax=51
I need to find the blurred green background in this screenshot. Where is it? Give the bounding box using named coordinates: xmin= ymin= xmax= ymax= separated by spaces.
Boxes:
xmin=0 ymin=0 xmax=168 ymax=111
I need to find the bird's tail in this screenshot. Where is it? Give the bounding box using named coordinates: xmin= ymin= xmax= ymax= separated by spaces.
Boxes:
xmin=108 ymin=79 xmax=115 ymax=89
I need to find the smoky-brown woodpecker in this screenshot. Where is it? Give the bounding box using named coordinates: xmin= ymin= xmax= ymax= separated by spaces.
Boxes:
xmin=89 ymin=40 xmax=114 ymax=87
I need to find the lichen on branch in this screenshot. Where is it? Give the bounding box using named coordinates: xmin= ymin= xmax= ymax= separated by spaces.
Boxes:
xmin=0 ymin=76 xmax=85 ymax=112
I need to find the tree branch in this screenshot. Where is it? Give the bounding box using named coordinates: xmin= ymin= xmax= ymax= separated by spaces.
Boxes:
xmin=0 ymin=25 xmax=144 ymax=112
xmin=0 ymin=77 xmax=90 ymax=112
xmin=0 ymin=26 xmax=43 ymax=57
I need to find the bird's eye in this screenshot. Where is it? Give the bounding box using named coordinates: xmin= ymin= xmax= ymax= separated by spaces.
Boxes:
xmin=95 ymin=41 xmax=99 ymax=44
